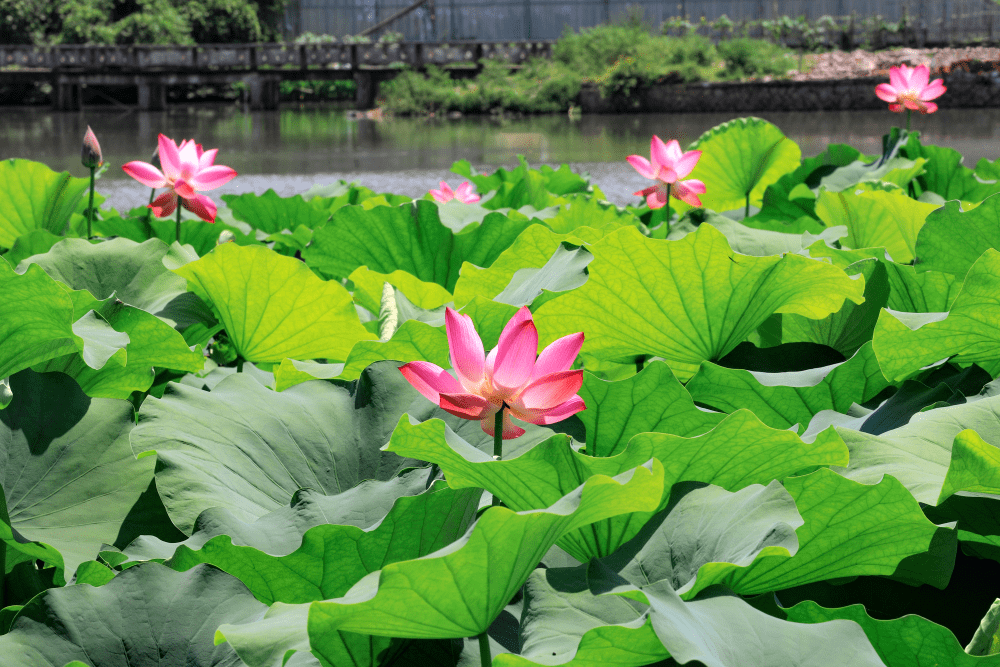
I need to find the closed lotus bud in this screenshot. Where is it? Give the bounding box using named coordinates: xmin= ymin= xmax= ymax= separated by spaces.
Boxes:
xmin=217 ymin=230 xmax=235 ymax=244
xmin=81 ymin=126 xmax=103 ymax=169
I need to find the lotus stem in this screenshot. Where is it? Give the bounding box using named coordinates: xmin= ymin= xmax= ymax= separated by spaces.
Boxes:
xmin=145 ymin=188 xmax=156 ymax=224
xmin=236 ymin=357 xmax=244 ymax=373
xmin=745 ymin=193 xmax=750 ymax=219
xmin=665 ymin=182 xmax=671 ymax=221
xmin=906 ymin=109 xmax=912 ymax=132
xmin=478 ymin=631 xmax=491 ymax=667
xmin=492 ymin=406 xmax=504 ymax=507
xmin=87 ymin=166 xmax=96 ymax=240
xmin=175 ymin=205 xmax=182 ymax=244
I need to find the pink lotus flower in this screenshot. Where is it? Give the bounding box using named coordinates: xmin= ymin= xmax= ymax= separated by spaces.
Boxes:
xmin=429 ymin=180 xmax=480 ymax=204
xmin=400 ymin=307 xmax=585 ymax=439
xmin=82 ymin=126 xmax=102 ymax=169
xmin=122 ymin=134 xmax=237 ymax=223
xmin=875 ymin=64 xmax=946 ymax=114
xmin=628 ymin=135 xmax=706 ymax=208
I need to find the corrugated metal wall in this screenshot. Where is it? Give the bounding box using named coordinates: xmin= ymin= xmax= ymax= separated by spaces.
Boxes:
xmin=285 ymin=0 xmax=1000 ymax=44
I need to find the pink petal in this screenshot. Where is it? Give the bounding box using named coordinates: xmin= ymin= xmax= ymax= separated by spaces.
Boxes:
xmin=177 ymin=139 xmax=200 ymax=179
xmin=888 ymin=66 xmax=906 ymax=91
xmin=491 ymin=317 xmax=538 ymax=392
xmin=663 ymin=139 xmax=684 ymax=165
xmin=518 ymin=369 xmax=583 ymax=411
xmin=455 ymin=181 xmax=474 ymax=198
xmin=673 ymin=150 xmax=701 ymax=179
xmin=480 ymin=406 xmax=525 ymax=439
xmin=921 ymin=79 xmax=946 ymax=101
xmin=635 ymin=184 xmax=667 ymax=208
xmin=157 ymin=134 xmax=182 ymax=181
xmin=673 ymin=179 xmax=705 ymax=207
xmin=888 ymin=102 xmax=905 ymax=113
xmin=874 ymin=83 xmax=899 ymax=103
xmin=650 ymin=135 xmax=671 ymax=169
xmin=511 ymin=394 xmax=586 ymax=426
xmin=149 ymin=191 xmax=178 ymax=218
xmin=182 ymin=193 xmax=218 ymax=223
xmin=190 ymin=165 xmax=237 ymax=191
xmin=488 ymin=306 xmax=533 ymax=378
xmin=657 ymin=166 xmax=679 ymax=184
xmin=198 ymin=147 xmax=217 ymax=169
xmin=174 ymin=178 xmax=196 ymax=199
xmin=445 ymin=307 xmax=486 ymax=391
xmin=439 ymin=392 xmax=491 ymax=420
xmin=399 ymin=361 xmax=462 ymax=404
xmin=910 ymin=65 xmax=930 ymax=91
xmin=122 ymin=161 xmax=168 ymax=188
xmin=429 ymin=188 xmax=448 ymax=202
xmin=532 ymin=332 xmax=583 ymax=381
xmin=921 ymin=100 xmax=938 ymax=114
xmin=627 ymin=155 xmax=656 ymax=180
xmin=902 ymin=98 xmax=922 ymax=111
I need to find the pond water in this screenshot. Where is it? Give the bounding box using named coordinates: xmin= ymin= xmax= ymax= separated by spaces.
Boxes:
xmin=2 ymin=105 xmax=999 ymax=211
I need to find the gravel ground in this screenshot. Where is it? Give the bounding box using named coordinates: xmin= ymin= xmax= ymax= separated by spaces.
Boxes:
xmin=786 ymin=46 xmax=1000 ymax=81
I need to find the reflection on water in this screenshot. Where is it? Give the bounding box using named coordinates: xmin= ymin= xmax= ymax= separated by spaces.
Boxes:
xmin=3 ymin=105 xmax=1000 ymax=182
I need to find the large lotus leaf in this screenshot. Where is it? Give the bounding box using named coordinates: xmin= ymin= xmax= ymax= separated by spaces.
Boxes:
xmin=501 ymin=572 xmax=884 ymax=667
xmin=672 ymin=210 xmax=846 ymax=257
xmin=33 ymin=292 xmax=205 ymax=400
xmin=754 ymin=143 xmax=868 ymax=223
xmin=452 ymin=225 xmax=609 ymax=308
xmin=903 ymin=134 xmax=1000 ymax=203
xmin=349 ymin=266 xmax=453 ymax=315
xmin=818 ymin=157 xmax=926 ymax=193
xmin=815 ymin=188 xmax=939 ymax=263
xmin=779 ymin=258 xmax=890 ymax=357
xmin=0 ymin=562 xmax=266 ymax=667
xmin=0 ymin=370 xmax=150 ymax=580
xmin=785 ymin=599 xmax=1000 ymax=667
xmin=683 ymin=468 xmax=956 ymax=598
xmin=914 ymin=195 xmax=1000 ymax=278
xmin=289 ymin=464 xmax=661 ymax=646
xmin=872 ymin=249 xmax=1000 ymax=381
xmin=680 ymin=117 xmax=802 ymax=213
xmin=92 ymin=207 xmax=257 ymax=257
xmin=603 ymin=480 xmax=804 ymax=594
xmin=539 ymin=194 xmax=639 ymax=235
xmin=386 ymin=411 xmax=846 ymax=561
xmin=145 ymin=477 xmax=480 ymax=600
xmin=222 ymin=189 xmax=330 ymax=233
xmin=884 ymin=262 xmax=962 ymax=312
xmin=577 ymin=360 xmax=724 ymax=458
xmin=0 ymin=229 xmax=62 ymax=268
xmin=534 ymin=224 xmax=865 ymax=380
xmin=303 ymin=200 xmax=533 ymax=290
xmin=174 ymin=242 xmax=373 ymax=364
xmin=130 ymin=361 xmax=552 ymax=534
xmin=18 ymin=237 xmax=214 ymax=329
xmin=687 ymin=342 xmax=888 ymax=432
xmin=452 ymin=158 xmax=592 ymax=201
xmin=0 ymin=159 xmax=89 ymax=248
xmin=387 ymin=417 xmax=665 ymax=561
xmin=274 ymin=319 xmax=450 ymax=390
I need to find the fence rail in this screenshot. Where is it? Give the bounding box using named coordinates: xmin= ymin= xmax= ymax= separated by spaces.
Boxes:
xmin=286 ymin=0 xmax=1000 ymax=44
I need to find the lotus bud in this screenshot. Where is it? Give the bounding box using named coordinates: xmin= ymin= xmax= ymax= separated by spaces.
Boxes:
xmin=81 ymin=126 xmax=103 ymax=169
xmin=378 ymin=282 xmax=399 ymax=342
xmin=0 ymin=376 xmax=11 ymax=409
xmin=217 ymin=230 xmax=235 ymax=245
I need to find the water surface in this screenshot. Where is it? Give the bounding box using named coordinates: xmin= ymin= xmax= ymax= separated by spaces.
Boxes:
xmin=3 ymin=105 xmax=998 ymax=210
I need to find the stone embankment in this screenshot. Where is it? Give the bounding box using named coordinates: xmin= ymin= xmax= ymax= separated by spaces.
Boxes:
xmin=580 ymin=46 xmax=1000 ymax=113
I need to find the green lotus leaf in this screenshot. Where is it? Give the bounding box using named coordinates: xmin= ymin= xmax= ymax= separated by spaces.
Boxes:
xmin=914 ymin=195 xmax=1000 ymax=278
xmin=687 ymin=342 xmax=888 ymax=432
xmin=175 ymin=242 xmax=373 ymax=364
xmin=0 ymin=562 xmax=266 ymax=667
xmin=303 ymin=200 xmax=533 ymax=290
xmin=539 ymin=194 xmax=640 ymax=234
xmin=681 ymin=117 xmax=802 ymax=213
xmin=534 ymin=224 xmax=865 ymax=380
xmin=578 ymin=360 xmax=724 ymax=457
xmin=672 ymin=210 xmax=846 ymax=256
xmin=452 ymin=224 xmax=607 ymax=308
xmin=0 ymin=159 xmax=89 ymax=249
xmin=872 ymin=249 xmax=1000 ymax=381
xmin=296 ymin=464 xmax=661 ymax=642
xmin=884 ymin=262 xmax=962 ymax=312
xmin=386 ymin=410 xmax=845 ymax=561
xmin=222 ymin=189 xmax=331 ymax=233
xmin=92 ymin=208 xmax=257 ymax=257
xmin=274 ymin=319 xmax=450 ymax=390
xmin=815 ymin=188 xmax=939 ymax=263
xmin=903 ymin=134 xmax=1000 ymax=203
xmin=684 ymin=468 xmax=956 ymax=598
xmin=784 ymin=599 xmax=1000 ymax=666
xmin=349 ymin=266 xmax=453 ymax=314
xmin=778 ymin=258 xmax=890 ymax=357
xmin=0 ymin=229 xmax=62 ymax=268
xmin=939 ymin=429 xmax=1000 ymax=501
xmin=1 ymin=370 xmax=150 ymax=580
xmin=18 ymin=237 xmax=215 ymax=329
xmin=818 ymin=156 xmax=926 ymax=193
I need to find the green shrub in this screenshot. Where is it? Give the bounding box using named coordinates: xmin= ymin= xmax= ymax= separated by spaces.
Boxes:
xmin=0 ymin=0 xmax=49 ymax=44
xmin=716 ymin=37 xmax=795 ymax=79
xmin=111 ymin=0 xmax=192 ymax=44
xmin=51 ymin=0 xmax=115 ymax=44
xmin=552 ymin=22 xmax=652 ymax=78
xmin=180 ymin=0 xmax=261 ymax=43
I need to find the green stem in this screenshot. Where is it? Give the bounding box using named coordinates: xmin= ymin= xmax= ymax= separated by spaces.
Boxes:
xmin=87 ymin=166 xmax=96 ymax=240
xmin=236 ymin=357 xmax=244 ymax=373
xmin=491 ymin=406 xmax=504 ymax=507
xmin=145 ymin=188 xmax=156 ymax=224
xmin=744 ymin=192 xmax=750 ymax=219
xmin=478 ymin=631 xmax=491 ymax=667
xmin=175 ymin=205 xmax=182 ymax=244
xmin=665 ymin=182 xmax=672 ymax=221
xmin=906 ymin=109 xmax=912 ymax=132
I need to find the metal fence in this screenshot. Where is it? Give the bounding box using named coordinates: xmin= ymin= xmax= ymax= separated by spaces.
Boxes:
xmin=284 ymin=0 xmax=1000 ymax=44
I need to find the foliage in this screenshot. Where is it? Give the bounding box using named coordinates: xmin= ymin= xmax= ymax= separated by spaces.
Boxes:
xmin=7 ymin=118 xmax=1000 ymax=667
xmin=716 ymin=37 xmax=797 ymax=79
xmin=179 ymin=0 xmax=262 ymax=44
